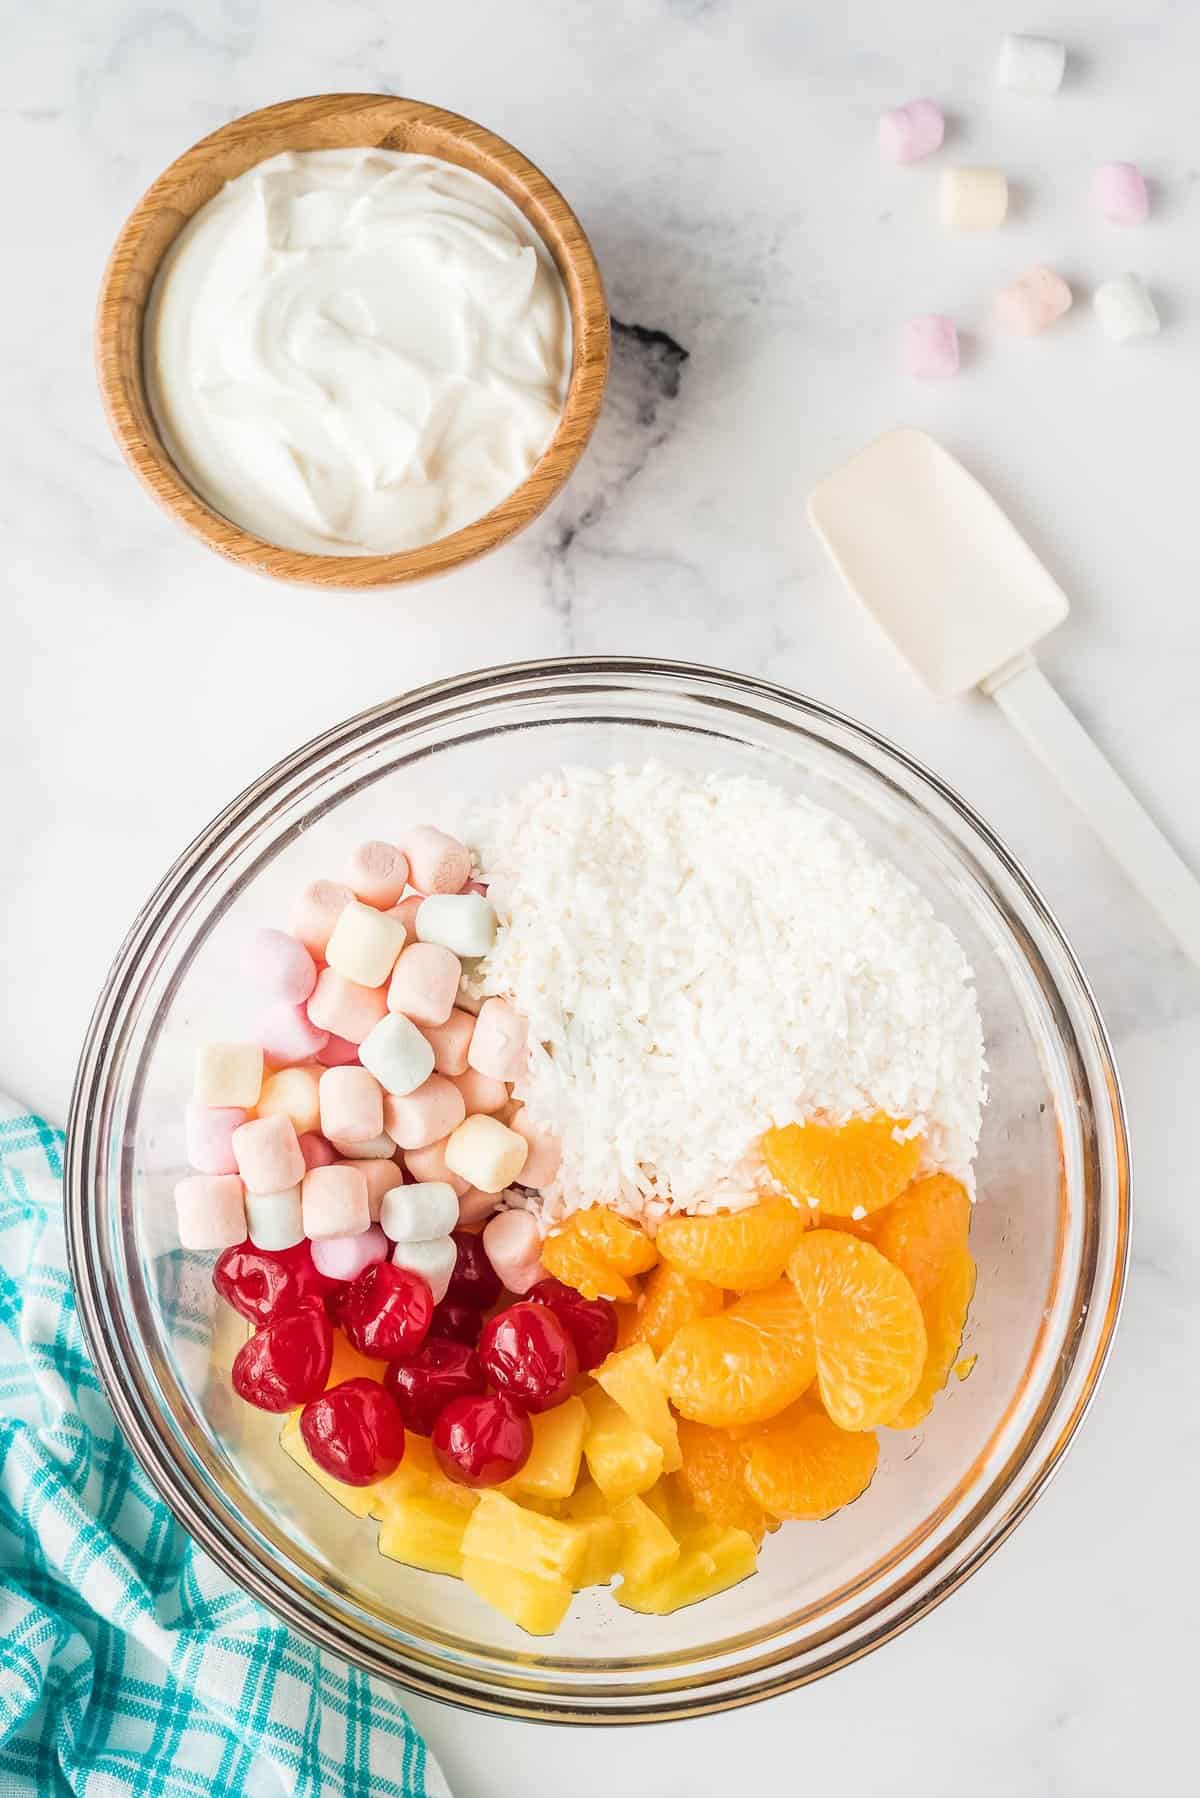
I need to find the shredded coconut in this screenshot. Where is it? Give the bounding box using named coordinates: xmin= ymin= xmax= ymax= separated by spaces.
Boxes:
xmin=467 ymin=764 xmax=985 ymax=1227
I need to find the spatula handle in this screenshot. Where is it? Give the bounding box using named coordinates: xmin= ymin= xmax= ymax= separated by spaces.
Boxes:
xmin=987 ymin=658 xmax=1200 ymax=965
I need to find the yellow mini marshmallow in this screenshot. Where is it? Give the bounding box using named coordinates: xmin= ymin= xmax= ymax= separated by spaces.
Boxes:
xmin=444 ymin=1114 xmax=528 ymax=1194
xmin=324 ymin=899 xmax=407 ymax=989
xmin=938 ymin=167 xmax=1008 ymax=232
xmin=255 ymin=1065 xmax=322 ymax=1136
xmin=194 ymin=1042 xmax=263 ymax=1109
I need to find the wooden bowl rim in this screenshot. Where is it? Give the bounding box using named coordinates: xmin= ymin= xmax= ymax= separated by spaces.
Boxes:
xmin=95 ymin=92 xmax=610 ymax=589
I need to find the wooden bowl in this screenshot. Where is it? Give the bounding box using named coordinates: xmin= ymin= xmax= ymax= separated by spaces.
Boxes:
xmin=95 ymin=93 xmax=610 ymax=589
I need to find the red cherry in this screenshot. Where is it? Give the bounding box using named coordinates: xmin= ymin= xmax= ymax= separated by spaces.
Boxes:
xmin=444 ymin=1230 xmax=502 ymax=1311
xmin=477 ymin=1301 xmax=578 ymax=1413
xmin=335 ymin=1261 xmax=434 ymax=1360
xmin=429 ymin=1300 xmax=483 ymax=1346
xmin=231 ymin=1299 xmax=332 ymax=1412
xmin=432 ymin=1391 xmax=532 ymax=1487
xmin=300 ymin=1377 xmax=407 ymax=1486
xmin=214 ymin=1241 xmax=316 ymax=1325
xmin=529 ymin=1277 xmax=618 ymax=1372
xmin=384 ymin=1338 xmax=484 ymax=1435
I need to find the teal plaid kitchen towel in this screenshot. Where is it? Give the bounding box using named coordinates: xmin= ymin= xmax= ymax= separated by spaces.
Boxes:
xmin=0 ymin=1098 xmax=450 ymax=1798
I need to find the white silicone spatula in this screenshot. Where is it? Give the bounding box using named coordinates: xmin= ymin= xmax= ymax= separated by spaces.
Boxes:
xmin=808 ymin=426 xmax=1200 ymax=964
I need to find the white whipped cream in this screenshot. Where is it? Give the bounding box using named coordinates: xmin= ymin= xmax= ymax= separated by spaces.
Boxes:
xmin=144 ymin=149 xmax=572 ymax=555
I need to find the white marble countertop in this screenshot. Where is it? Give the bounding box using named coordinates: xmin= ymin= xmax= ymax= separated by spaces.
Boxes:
xmin=5 ymin=0 xmax=1198 ymax=1790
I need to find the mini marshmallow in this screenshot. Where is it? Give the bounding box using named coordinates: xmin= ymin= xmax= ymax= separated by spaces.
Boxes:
xmin=994 ymin=265 xmax=1073 ymax=334
xmin=391 ymin=1234 xmax=458 ymax=1304
xmin=939 ymin=168 xmax=1008 ymax=232
xmin=483 ymin=1209 xmax=544 ymax=1297
xmin=415 ymin=894 xmax=497 ymax=958
xmin=400 ymin=826 xmax=472 ymax=895
xmin=466 ymin=999 xmax=528 ymax=1084
xmin=382 ymin=1074 xmax=466 ymax=1151
xmin=995 ymin=33 xmax=1066 ymax=96
xmin=299 ymin=1132 xmax=337 ymax=1170
xmin=508 ymin=1108 xmax=562 ymax=1189
xmin=452 ymin=1068 xmax=509 ymax=1116
xmin=445 ymin=1115 xmax=528 ymax=1194
xmin=404 ymin=1137 xmax=470 ymax=1198
xmin=457 ymin=1186 xmax=503 ymax=1227
xmin=423 ymin=1008 xmax=476 ymax=1076
xmin=389 ymin=894 xmax=425 ymax=937
xmin=345 ymin=840 xmax=410 ymax=909
xmin=259 ymin=1003 xmax=329 ymax=1068
xmin=301 ymin=1163 xmax=370 ymax=1239
xmin=185 ymin=1103 xmax=247 ymax=1175
xmin=901 ymin=315 xmax=960 ymax=379
xmin=307 ymin=970 xmax=388 ymax=1045
xmin=325 ymin=899 xmax=407 ymax=989
xmin=256 ymin=1065 xmax=322 ymax=1136
xmin=344 ymin=1159 xmax=405 ymax=1222
xmin=243 ymin=928 xmax=317 ymax=1004
xmin=316 ymin=1032 xmax=361 ymax=1068
xmin=319 ymin=1065 xmax=384 ymax=1146
xmin=289 ymin=880 xmax=355 ymax=959
xmin=1093 ymin=162 xmax=1150 ymax=226
xmin=245 ymin=1187 xmax=305 ymax=1252
xmin=232 ymin=1115 xmax=306 ymax=1196
xmin=1094 ymin=273 xmax=1160 ymax=342
xmin=194 ymin=1042 xmax=263 ymax=1110
xmin=326 ymin=1131 xmax=396 ymax=1161
xmin=380 ymin=1181 xmax=461 ymax=1243
xmin=387 ymin=942 xmax=462 ymax=1027
xmin=175 ymin=1174 xmax=247 ymax=1253
xmin=311 ymin=1224 xmax=389 ymax=1283
xmin=359 ymin=1012 xmax=435 ymax=1096
xmin=879 ymin=98 xmax=944 ymax=164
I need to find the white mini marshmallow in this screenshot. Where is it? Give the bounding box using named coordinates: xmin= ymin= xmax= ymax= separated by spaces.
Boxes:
xmin=324 ymin=899 xmax=407 ymax=989
xmin=245 ymin=1187 xmax=305 ymax=1251
xmin=325 ymin=1130 xmax=397 ymax=1160
xmin=194 ymin=1042 xmax=263 ymax=1109
xmin=391 ymin=1234 xmax=458 ymax=1303
xmin=444 ymin=1114 xmax=528 ymax=1194
xmin=939 ymin=168 xmax=1009 ymax=232
xmin=1093 ymin=273 xmax=1160 ymax=342
xmin=415 ymin=894 xmax=497 ymax=958
xmin=380 ymin=1181 xmax=461 ymax=1243
xmin=995 ymin=33 xmax=1066 ymax=95
xmin=359 ymin=1012 xmax=435 ymax=1096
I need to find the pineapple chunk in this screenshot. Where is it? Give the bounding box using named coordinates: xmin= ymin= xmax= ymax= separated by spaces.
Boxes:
xmin=279 ymin=1410 xmax=377 ymax=1518
xmin=369 ymin=1433 xmax=436 ymax=1518
xmin=462 ymin=1556 xmax=574 ymax=1636
xmin=574 ymin=1515 xmax=622 ymax=1588
xmin=462 ymin=1491 xmax=588 ymax=1585
xmin=594 ymin=1344 xmax=682 ymax=1473
xmin=504 ymin=1396 xmax=587 ymax=1500
xmin=582 ymin=1390 xmax=664 ymax=1500
xmin=565 ymin=1479 xmax=611 ymax=1521
xmin=617 ymin=1525 xmax=758 ymax=1614
xmin=379 ymin=1492 xmax=472 ymax=1577
xmin=612 ymin=1493 xmax=680 ymax=1585
xmin=640 ymin=1480 xmax=675 ymax=1531
xmin=325 ymin=1334 xmax=389 ymax=1388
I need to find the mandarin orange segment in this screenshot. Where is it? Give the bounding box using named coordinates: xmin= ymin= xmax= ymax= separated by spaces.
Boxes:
xmin=762 ymin=1115 xmax=922 ymax=1218
xmin=787 ymin=1230 xmax=926 ymax=1431
xmin=623 ymin=1264 xmax=724 ymax=1355
xmin=742 ymin=1396 xmax=879 ymax=1520
xmin=869 ymin=1174 xmax=971 ymax=1304
xmin=886 ymin=1246 xmax=976 ymax=1429
xmin=541 ymin=1208 xmax=658 ymax=1302
xmin=658 ymin=1281 xmax=816 ymax=1429
xmin=672 ymin=1420 xmax=769 ymax=1545
xmin=655 ymin=1195 xmax=808 ymax=1291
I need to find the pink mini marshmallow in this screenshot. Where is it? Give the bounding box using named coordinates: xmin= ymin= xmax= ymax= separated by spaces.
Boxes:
xmin=879 ymin=98 xmax=945 ymax=165
xmin=507 ymin=1108 xmax=562 ymax=1190
xmin=466 ymin=999 xmax=528 ymax=1084
xmin=994 ymin=265 xmax=1073 ymax=334
xmin=242 ymin=928 xmax=317 ymax=1004
xmin=259 ymin=1003 xmax=329 ymax=1068
xmin=389 ymin=894 xmax=424 ymax=937
xmin=457 ymin=1186 xmax=503 ymax=1227
xmin=387 ymin=942 xmax=462 ymax=1028
xmin=403 ymin=1136 xmax=470 ymax=1198
xmin=288 ymin=880 xmax=355 ymax=960
xmin=318 ymin=1065 xmax=384 ymax=1145
xmin=299 ymin=1132 xmax=337 ymax=1170
xmin=463 ymin=880 xmax=488 ymax=896
xmin=1093 ymin=161 xmax=1149 ymax=225
xmin=315 ymin=1032 xmax=360 ymax=1068
xmin=382 ymin=1074 xmax=467 ymax=1151
xmin=483 ymin=1209 xmax=544 ymax=1297
xmin=452 ymin=1067 xmax=509 ymax=1115
xmin=307 ymin=970 xmax=388 ymax=1045
xmin=231 ymin=1115 xmax=306 ymax=1196
xmin=902 ymin=315 xmax=960 ymax=378
xmin=423 ymin=1008 xmax=476 ymax=1077
xmin=175 ymin=1174 xmax=247 ymax=1252
xmin=344 ymin=1158 xmax=405 ymax=1222
xmin=345 ymin=840 xmax=410 ymax=909
xmin=400 ymin=827 xmax=472 ymax=895
xmin=310 ymin=1224 xmax=389 ymax=1282
xmin=301 ymin=1163 xmax=370 ymax=1239
xmin=185 ymin=1103 xmax=247 ymax=1175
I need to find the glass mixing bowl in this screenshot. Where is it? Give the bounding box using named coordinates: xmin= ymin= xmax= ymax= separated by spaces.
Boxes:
xmin=66 ymin=659 xmax=1129 ymax=1722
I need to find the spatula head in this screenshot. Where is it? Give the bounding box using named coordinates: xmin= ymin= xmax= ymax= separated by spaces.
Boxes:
xmin=808 ymin=428 xmax=1069 ymax=699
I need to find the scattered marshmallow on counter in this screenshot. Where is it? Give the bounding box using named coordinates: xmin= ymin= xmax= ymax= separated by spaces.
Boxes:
xmin=312 ymin=1225 xmax=390 ymax=1282
xmin=301 ymin=1163 xmax=370 ymax=1239
xmin=995 ymin=33 xmax=1066 ymax=95
xmin=424 ymin=1008 xmax=476 ymax=1077
xmin=380 ymin=1181 xmax=460 ymax=1243
xmin=939 ymin=167 xmax=1008 ymax=232
xmin=415 ymin=893 xmax=497 ymax=958
xmin=387 ymin=942 xmax=462 ymax=1027
xmin=391 ymin=1234 xmax=458 ymax=1304
xmin=232 ymin=1115 xmax=306 ymax=1195
xmin=325 ymin=899 xmax=407 ymax=989
xmin=319 ymin=1065 xmax=384 ymax=1145
xmin=245 ymin=1187 xmax=305 ymax=1252
xmin=467 ymin=998 xmax=528 ymax=1083
xmin=382 ymin=1074 xmax=466 ymax=1151
xmin=185 ymin=1103 xmax=246 ymax=1175
xmin=404 ymin=1137 xmax=470 ymax=1197
xmin=288 ymin=880 xmax=354 ymax=959
xmin=452 ymin=1067 xmax=509 ymax=1116
xmin=483 ymin=1209 xmax=544 ymax=1296
xmin=902 ymin=315 xmax=960 ymax=379
xmin=1094 ymin=273 xmax=1160 ymax=341
xmin=994 ymin=265 xmax=1073 ymax=334
xmin=175 ymin=1174 xmax=247 ymax=1252
xmin=445 ymin=1114 xmax=528 ymax=1194
xmin=256 ymin=1066 xmax=322 ymax=1136
xmin=194 ymin=1042 xmax=263 ymax=1110
xmin=879 ymin=97 xmax=944 ymax=164
xmin=307 ymin=970 xmax=388 ymax=1044
xmin=508 ymin=1108 xmax=562 ymax=1190
xmin=1093 ymin=162 xmax=1150 ymax=225
xmin=242 ymin=929 xmax=317 ymax=1004
xmin=345 ymin=840 xmax=409 ymax=909
xmin=359 ymin=1012 xmax=436 ymax=1096
xmin=400 ymin=826 xmax=472 ymax=896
